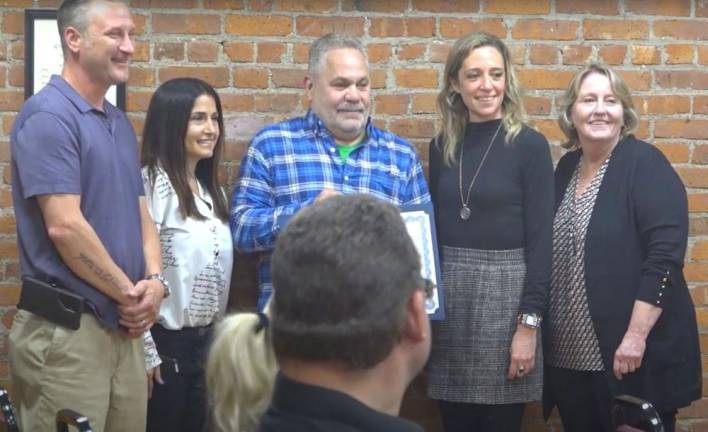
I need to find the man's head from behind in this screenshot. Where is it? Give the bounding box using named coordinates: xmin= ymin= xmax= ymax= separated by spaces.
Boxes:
xmin=271 ymin=194 xmax=429 ymax=374
xmin=305 ymin=34 xmax=371 ymax=145
xmin=58 ymin=0 xmax=134 ymax=86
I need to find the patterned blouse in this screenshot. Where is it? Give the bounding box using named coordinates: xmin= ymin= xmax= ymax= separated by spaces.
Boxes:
xmin=547 ymin=157 xmax=610 ymax=371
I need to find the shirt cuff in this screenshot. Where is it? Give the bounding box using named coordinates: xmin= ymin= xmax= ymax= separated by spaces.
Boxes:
xmin=636 ymin=269 xmax=672 ymax=308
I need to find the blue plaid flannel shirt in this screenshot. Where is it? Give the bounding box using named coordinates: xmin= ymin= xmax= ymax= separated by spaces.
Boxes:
xmin=231 ymin=109 xmax=431 ymax=309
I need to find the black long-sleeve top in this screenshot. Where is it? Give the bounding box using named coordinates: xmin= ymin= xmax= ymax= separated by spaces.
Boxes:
xmin=428 ymin=119 xmax=554 ymax=316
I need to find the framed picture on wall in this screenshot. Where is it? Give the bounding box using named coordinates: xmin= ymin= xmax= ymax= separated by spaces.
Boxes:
xmin=24 ymin=9 xmax=126 ymax=110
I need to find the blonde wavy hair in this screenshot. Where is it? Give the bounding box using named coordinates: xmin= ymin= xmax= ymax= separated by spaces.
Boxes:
xmin=436 ymin=32 xmax=527 ymax=165
xmin=206 ymin=309 xmax=277 ymax=432
xmin=558 ymin=63 xmax=639 ymax=150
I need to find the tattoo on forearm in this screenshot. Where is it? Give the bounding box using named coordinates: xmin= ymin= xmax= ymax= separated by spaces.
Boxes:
xmin=76 ymin=253 xmax=123 ymax=291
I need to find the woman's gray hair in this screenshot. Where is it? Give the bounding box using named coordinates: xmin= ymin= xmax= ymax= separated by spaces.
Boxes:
xmin=558 ymin=63 xmax=639 ymax=150
xmin=435 ymin=32 xmax=527 ymax=166
xmin=307 ymin=33 xmax=368 ymax=76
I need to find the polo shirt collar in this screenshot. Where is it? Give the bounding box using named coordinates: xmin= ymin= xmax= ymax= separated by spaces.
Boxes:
xmin=48 ymin=74 xmax=108 ymax=115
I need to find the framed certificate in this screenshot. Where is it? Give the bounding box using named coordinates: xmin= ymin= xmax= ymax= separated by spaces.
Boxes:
xmin=401 ymin=202 xmax=445 ymax=320
xmin=24 ymin=9 xmax=125 ymax=110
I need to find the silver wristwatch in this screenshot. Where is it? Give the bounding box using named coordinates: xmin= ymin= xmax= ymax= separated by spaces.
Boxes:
xmin=517 ymin=313 xmax=542 ymax=329
xmin=146 ymin=273 xmax=170 ymax=298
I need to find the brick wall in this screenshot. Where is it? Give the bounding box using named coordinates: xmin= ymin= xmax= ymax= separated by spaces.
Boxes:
xmin=0 ymin=0 xmax=707 ymax=430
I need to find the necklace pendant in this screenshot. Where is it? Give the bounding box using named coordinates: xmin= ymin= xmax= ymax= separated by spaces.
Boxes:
xmin=460 ymin=205 xmax=471 ymax=220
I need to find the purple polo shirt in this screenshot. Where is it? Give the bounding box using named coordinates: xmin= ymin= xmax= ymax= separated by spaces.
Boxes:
xmin=11 ymin=75 xmax=145 ymax=330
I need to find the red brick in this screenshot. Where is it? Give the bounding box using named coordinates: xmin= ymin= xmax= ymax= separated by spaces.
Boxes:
xmin=233 ymin=68 xmax=269 ymax=89
xmin=405 ymin=18 xmax=436 ymax=38
xmin=0 ymin=90 xmax=23 ymax=111
xmin=370 ymin=69 xmax=387 ymax=89
xmin=224 ymin=42 xmax=254 ymax=63
xmin=516 ymin=69 xmax=575 ymax=90
xmin=562 ymin=45 xmax=592 ymax=65
xmin=693 ymin=145 xmax=708 ymax=164
xmin=10 ymin=41 xmax=23 ymax=60
xmin=154 ymin=42 xmax=184 ymax=61
xmin=0 ymin=0 xmax=32 ymax=6
xmin=665 ymin=45 xmax=694 ymax=65
xmin=293 ymin=43 xmax=310 ymax=64
xmin=296 ymin=16 xmax=364 ymax=37
xmin=228 ymin=15 xmax=292 ymax=36
xmin=204 ymin=0 xmax=245 ymax=8
xmin=696 ymin=96 xmax=708 ymax=115
xmin=2 ymin=12 xmax=23 ymax=34
xmin=634 ymin=96 xmax=690 ymax=116
xmin=617 ymin=70 xmax=652 ymax=91
xmin=529 ymin=45 xmax=558 ymax=65
xmin=583 ymin=20 xmax=648 ymax=40
xmin=349 ymin=0 xmax=407 ymax=11
xmin=220 ymin=94 xmax=255 ymax=112
xmin=656 ymin=71 xmax=708 ymax=90
xmin=412 ymin=0 xmax=480 ymax=13
xmin=631 ymin=46 xmax=660 ymax=65
xmin=188 ymin=41 xmax=220 ymax=63
xmin=153 ymin=14 xmax=220 ymax=34
xmin=274 ymin=0 xmax=336 ymax=12
xmin=271 ymin=68 xmax=306 ymax=88
xmin=132 ymin=41 xmax=150 ymax=62
xmin=0 ymin=284 xmax=19 ymax=307
xmin=394 ymin=69 xmax=438 ymax=89
xmin=398 ymin=44 xmax=426 ymax=61
xmin=8 ymin=65 xmax=22 ymax=87
xmin=654 ymin=20 xmax=708 ymax=40
xmin=254 ymin=94 xmax=300 ymax=113
xmin=374 ymin=95 xmax=410 ymax=115
xmin=127 ymin=67 xmax=154 ymax=87
xmin=654 ymin=142 xmax=690 ymax=163
xmin=389 ymin=119 xmax=435 ymax=139
xmin=126 ymin=91 xmax=153 ymax=112
xmin=0 ymin=43 xmax=5 ymax=61
xmin=0 ymin=241 xmax=17 ymax=260
xmin=654 ymin=118 xmax=708 ymax=139
xmin=512 ymin=20 xmax=578 ymax=41
xmin=556 ymin=0 xmax=618 ymax=15
xmin=439 ymin=18 xmax=506 ymax=39
xmin=430 ymin=42 xmax=452 ymax=63
xmin=368 ymin=44 xmax=392 ymax=64
xmin=699 ymin=0 xmax=708 ymax=17
xmin=532 ymin=119 xmax=566 ymax=142
xmin=690 ymin=217 xmax=708 ymax=235
xmin=524 ymin=96 xmax=552 ymax=116
xmin=678 ymin=167 xmax=708 ymax=187
xmin=0 ymin=215 xmax=14 ymax=235
xmin=257 ymin=42 xmax=286 ymax=63
xmin=508 ymin=45 xmax=525 ymax=65
xmin=598 ymin=45 xmax=627 ymax=65
xmin=369 ymin=18 xmax=435 ymax=38
xmin=685 ymin=263 xmax=708 ymax=282
xmin=247 ymin=0 xmax=273 ymax=12
xmin=159 ymin=67 xmax=230 ymax=88
xmin=691 ymin=286 xmax=708 ymax=307
xmin=485 ymin=0 xmax=549 ymax=14
xmin=626 ymin=0 xmax=690 ymax=16
xmin=412 ymin=93 xmax=438 ymax=114
xmin=700 ymin=46 xmax=708 ymax=66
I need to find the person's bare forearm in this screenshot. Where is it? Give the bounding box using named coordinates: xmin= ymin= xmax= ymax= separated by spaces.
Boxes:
xmin=38 ymin=194 xmax=134 ymax=305
xmin=140 ymin=197 xmax=162 ymax=277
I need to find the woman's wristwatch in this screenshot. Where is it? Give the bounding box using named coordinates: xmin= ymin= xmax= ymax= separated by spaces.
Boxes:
xmin=517 ymin=313 xmax=542 ymax=329
xmin=146 ymin=273 xmax=171 ymax=298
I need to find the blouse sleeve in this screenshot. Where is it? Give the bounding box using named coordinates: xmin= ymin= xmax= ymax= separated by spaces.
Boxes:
xmin=632 ymin=147 xmax=688 ymax=308
xmin=519 ymin=132 xmax=554 ymax=316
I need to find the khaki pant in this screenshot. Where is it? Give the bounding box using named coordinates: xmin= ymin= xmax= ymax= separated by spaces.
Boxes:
xmin=8 ymin=310 xmax=146 ymax=432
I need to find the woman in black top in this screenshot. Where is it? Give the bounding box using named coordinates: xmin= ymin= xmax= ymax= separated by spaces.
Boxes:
xmin=544 ymin=63 xmax=701 ymax=432
xmin=426 ymin=33 xmax=554 ymax=432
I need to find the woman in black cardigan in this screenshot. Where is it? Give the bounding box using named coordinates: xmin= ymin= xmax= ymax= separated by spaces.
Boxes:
xmin=544 ymin=63 xmax=701 ymax=432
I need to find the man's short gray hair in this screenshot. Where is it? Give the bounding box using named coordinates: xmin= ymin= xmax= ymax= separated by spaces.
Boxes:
xmin=57 ymin=0 xmax=126 ymax=56
xmin=307 ymin=33 xmax=368 ymax=76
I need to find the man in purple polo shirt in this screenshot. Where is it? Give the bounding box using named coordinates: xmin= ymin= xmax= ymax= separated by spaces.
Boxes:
xmin=9 ymin=1 xmax=165 ymax=431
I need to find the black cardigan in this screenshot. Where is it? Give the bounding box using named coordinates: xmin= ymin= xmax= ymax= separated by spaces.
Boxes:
xmin=545 ymin=135 xmax=701 ymax=414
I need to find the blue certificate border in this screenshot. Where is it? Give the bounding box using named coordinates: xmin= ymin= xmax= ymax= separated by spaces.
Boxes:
xmin=401 ymin=202 xmax=445 ymax=320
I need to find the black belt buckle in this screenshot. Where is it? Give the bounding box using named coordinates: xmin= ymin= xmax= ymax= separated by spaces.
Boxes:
xmin=18 ymin=276 xmax=85 ymax=330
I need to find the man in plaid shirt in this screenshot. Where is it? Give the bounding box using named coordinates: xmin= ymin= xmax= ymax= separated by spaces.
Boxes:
xmin=231 ymin=33 xmax=430 ymax=309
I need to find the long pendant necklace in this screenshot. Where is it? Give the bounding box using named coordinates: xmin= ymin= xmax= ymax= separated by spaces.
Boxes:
xmin=458 ymin=122 xmax=502 ymax=220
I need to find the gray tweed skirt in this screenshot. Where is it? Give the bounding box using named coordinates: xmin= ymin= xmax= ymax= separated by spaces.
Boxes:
xmin=427 ymin=246 xmax=542 ymax=404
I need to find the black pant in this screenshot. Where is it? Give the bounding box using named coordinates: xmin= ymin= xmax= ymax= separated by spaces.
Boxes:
xmin=437 ymin=400 xmax=525 ymax=432
xmin=146 ymin=323 xmax=213 ymax=432
xmin=546 ymin=366 xmax=676 ymax=432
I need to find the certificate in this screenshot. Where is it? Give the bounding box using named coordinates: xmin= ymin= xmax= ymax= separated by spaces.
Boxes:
xmin=401 ymin=202 xmax=445 ymax=320
xmin=24 ymin=9 xmax=125 ymax=109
